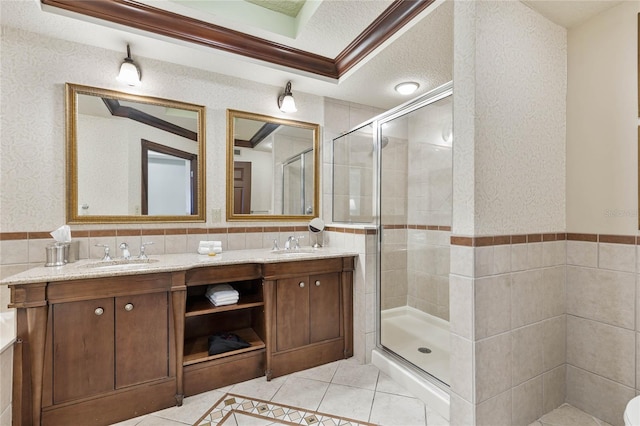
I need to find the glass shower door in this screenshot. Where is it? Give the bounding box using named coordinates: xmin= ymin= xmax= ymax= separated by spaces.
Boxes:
xmin=378 ymin=93 xmax=453 ymax=386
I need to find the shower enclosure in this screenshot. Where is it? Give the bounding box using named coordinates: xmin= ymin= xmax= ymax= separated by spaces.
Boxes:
xmin=333 ymin=83 xmax=453 ymax=388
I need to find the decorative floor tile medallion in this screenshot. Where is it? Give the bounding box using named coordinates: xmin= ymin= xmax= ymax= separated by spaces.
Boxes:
xmin=194 ymin=393 xmax=376 ymax=426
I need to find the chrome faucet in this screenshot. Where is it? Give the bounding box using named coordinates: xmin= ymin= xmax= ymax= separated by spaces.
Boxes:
xmin=119 ymin=242 xmax=131 ymax=260
xmin=138 ymin=241 xmax=154 ymax=259
xmin=284 ymin=236 xmax=303 ymax=251
xmin=94 ymin=244 xmax=112 ymax=261
xmin=284 ymin=236 xmax=296 ymax=250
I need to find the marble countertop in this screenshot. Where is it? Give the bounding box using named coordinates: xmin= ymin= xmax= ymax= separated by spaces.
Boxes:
xmin=0 ymin=247 xmax=359 ymax=286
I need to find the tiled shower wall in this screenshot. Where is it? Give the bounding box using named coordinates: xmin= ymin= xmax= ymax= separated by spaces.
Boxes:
xmin=449 ymin=234 xmax=567 ymax=426
xmin=380 ymin=227 xmax=407 ymax=310
xmin=565 ymin=235 xmax=639 ymax=426
xmin=407 ymin=229 xmax=451 ymax=321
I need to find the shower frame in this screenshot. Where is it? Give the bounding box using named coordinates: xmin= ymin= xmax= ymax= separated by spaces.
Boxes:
xmin=331 ymin=82 xmax=453 ymax=394
xmin=364 ymin=82 xmax=454 ymax=392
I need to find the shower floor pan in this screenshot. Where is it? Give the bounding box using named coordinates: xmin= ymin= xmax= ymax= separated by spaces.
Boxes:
xmin=380 ymin=306 xmax=450 ymax=385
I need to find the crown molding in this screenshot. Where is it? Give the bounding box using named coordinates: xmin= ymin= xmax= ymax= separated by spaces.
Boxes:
xmin=41 ymin=0 xmax=435 ymax=79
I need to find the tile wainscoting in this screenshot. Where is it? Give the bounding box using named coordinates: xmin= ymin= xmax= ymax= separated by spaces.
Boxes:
xmin=449 ymin=231 xmax=639 ymax=426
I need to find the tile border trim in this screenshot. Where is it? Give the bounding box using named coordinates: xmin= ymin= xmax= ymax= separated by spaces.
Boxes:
xmin=451 ymin=232 xmax=640 ymax=247
xmin=382 ymin=224 xmax=451 ymax=231
xmin=0 ymin=224 xmax=454 ymax=240
xmin=0 ymin=225 xmax=378 ymax=241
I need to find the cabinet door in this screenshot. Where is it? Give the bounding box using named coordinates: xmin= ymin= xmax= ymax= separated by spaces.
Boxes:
xmin=115 ymin=292 xmax=169 ymax=388
xmin=276 ymin=277 xmax=310 ymax=352
xmin=52 ymin=298 xmax=115 ymax=404
xmin=309 ymin=273 xmax=341 ymax=343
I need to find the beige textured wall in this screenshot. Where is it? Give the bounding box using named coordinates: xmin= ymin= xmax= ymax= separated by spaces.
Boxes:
xmin=453 ymin=2 xmax=566 ymax=237
xmin=450 ymin=1 xmax=568 ymax=425
xmin=566 ymin=1 xmax=640 ymax=234
xmin=0 ymin=26 xmax=324 ymax=233
xmin=564 ymin=3 xmax=640 ymax=426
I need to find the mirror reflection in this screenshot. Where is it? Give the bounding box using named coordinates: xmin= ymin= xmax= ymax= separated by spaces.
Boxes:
xmin=66 ymin=83 xmax=206 ymax=223
xmin=226 ymin=109 xmax=319 ymax=221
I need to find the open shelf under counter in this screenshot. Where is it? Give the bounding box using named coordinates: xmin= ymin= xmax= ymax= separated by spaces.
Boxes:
xmin=183 ymin=328 xmax=265 ymax=366
xmin=185 ymin=293 xmax=264 ymax=317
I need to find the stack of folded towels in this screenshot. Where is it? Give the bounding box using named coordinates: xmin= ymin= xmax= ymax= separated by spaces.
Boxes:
xmin=205 ymin=284 xmax=239 ymax=306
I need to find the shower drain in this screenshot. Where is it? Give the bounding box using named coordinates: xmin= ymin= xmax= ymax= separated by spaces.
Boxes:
xmin=417 ymin=347 xmax=432 ymax=354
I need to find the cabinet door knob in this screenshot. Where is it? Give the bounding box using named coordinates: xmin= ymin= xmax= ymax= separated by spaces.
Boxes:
xmin=124 ymin=303 xmax=134 ymax=311
xmin=315 ymin=280 xmax=321 ymax=286
xmin=299 ymin=282 xmax=305 ymax=288
xmin=94 ymin=307 xmax=104 ymax=316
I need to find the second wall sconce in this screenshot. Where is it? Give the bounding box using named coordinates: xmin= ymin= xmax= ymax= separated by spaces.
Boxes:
xmin=278 ymin=81 xmax=297 ymax=113
xmin=117 ymin=44 xmax=141 ymax=87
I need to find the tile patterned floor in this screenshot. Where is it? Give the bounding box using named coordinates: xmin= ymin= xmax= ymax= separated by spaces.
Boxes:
xmin=194 ymin=393 xmax=376 ymax=425
xmin=112 ymin=360 xmax=609 ymax=426
xmin=112 ymin=359 xmax=448 ymax=426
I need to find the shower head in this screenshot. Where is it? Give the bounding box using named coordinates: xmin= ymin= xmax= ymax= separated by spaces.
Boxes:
xmin=372 ymin=136 xmax=390 ymax=153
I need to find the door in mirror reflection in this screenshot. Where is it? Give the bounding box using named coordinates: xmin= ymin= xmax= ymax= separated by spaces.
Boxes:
xmin=226 ymin=109 xmax=319 ymax=221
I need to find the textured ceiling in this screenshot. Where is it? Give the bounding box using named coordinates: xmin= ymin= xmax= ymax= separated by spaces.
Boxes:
xmin=244 ymin=0 xmax=307 ymax=18
xmin=145 ymin=0 xmax=393 ymax=57
xmin=522 ymin=0 xmax=623 ymax=28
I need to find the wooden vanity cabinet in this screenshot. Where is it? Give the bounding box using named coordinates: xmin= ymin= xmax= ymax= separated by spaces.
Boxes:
xmin=10 ymin=255 xmax=355 ymax=425
xmin=264 ymin=257 xmax=354 ymax=379
xmin=51 ymin=292 xmax=169 ymax=404
xmin=10 ymin=273 xmax=181 ymax=426
xmin=182 ymin=263 xmax=267 ymax=396
xmin=275 ymin=272 xmax=341 ymax=351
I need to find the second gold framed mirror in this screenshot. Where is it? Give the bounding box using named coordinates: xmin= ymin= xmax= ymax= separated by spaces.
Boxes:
xmin=226 ymin=109 xmax=320 ymax=222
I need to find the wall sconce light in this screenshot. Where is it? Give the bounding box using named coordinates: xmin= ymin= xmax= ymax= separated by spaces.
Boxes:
xmin=116 ymin=44 xmax=141 ymax=86
xmin=394 ymin=81 xmax=419 ymax=95
xmin=278 ymin=81 xmax=297 ymax=113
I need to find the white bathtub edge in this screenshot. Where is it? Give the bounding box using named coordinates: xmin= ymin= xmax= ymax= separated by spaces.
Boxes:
xmin=372 ymin=348 xmax=450 ymax=421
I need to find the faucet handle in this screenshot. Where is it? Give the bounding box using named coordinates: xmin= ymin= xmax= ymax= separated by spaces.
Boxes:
xmin=294 ymin=236 xmax=304 ymax=249
xmin=94 ymin=244 xmax=112 ymax=261
xmin=139 ymin=241 xmax=154 ymax=259
xmin=272 ymin=239 xmax=279 ymax=251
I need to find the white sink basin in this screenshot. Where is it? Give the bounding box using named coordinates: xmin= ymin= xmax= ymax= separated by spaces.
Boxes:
xmin=82 ymin=258 xmax=160 ymax=270
xmin=270 ymin=248 xmax=318 ymax=256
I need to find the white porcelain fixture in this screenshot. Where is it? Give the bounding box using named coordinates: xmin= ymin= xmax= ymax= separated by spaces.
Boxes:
xmin=625 ymin=396 xmax=640 ymax=425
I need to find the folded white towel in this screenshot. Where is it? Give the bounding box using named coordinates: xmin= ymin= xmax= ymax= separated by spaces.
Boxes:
xmin=207 ymin=294 xmax=238 ymax=306
xmin=211 ymin=290 xmax=238 ymax=299
xmin=211 ymin=295 xmax=238 ymax=304
xmin=213 ymin=300 xmax=236 ymax=307
xmin=205 ymin=284 xmax=239 ymax=299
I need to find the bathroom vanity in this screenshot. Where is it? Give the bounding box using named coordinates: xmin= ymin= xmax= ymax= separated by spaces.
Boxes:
xmin=6 ymin=249 xmax=356 ymax=426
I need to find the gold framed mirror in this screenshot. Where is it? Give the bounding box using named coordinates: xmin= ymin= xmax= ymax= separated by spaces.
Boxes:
xmin=226 ymin=109 xmax=320 ymax=222
xmin=65 ymin=83 xmax=206 ymax=223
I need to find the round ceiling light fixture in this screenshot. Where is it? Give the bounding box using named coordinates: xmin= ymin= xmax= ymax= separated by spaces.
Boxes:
xmin=394 ymin=81 xmax=419 ymax=95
